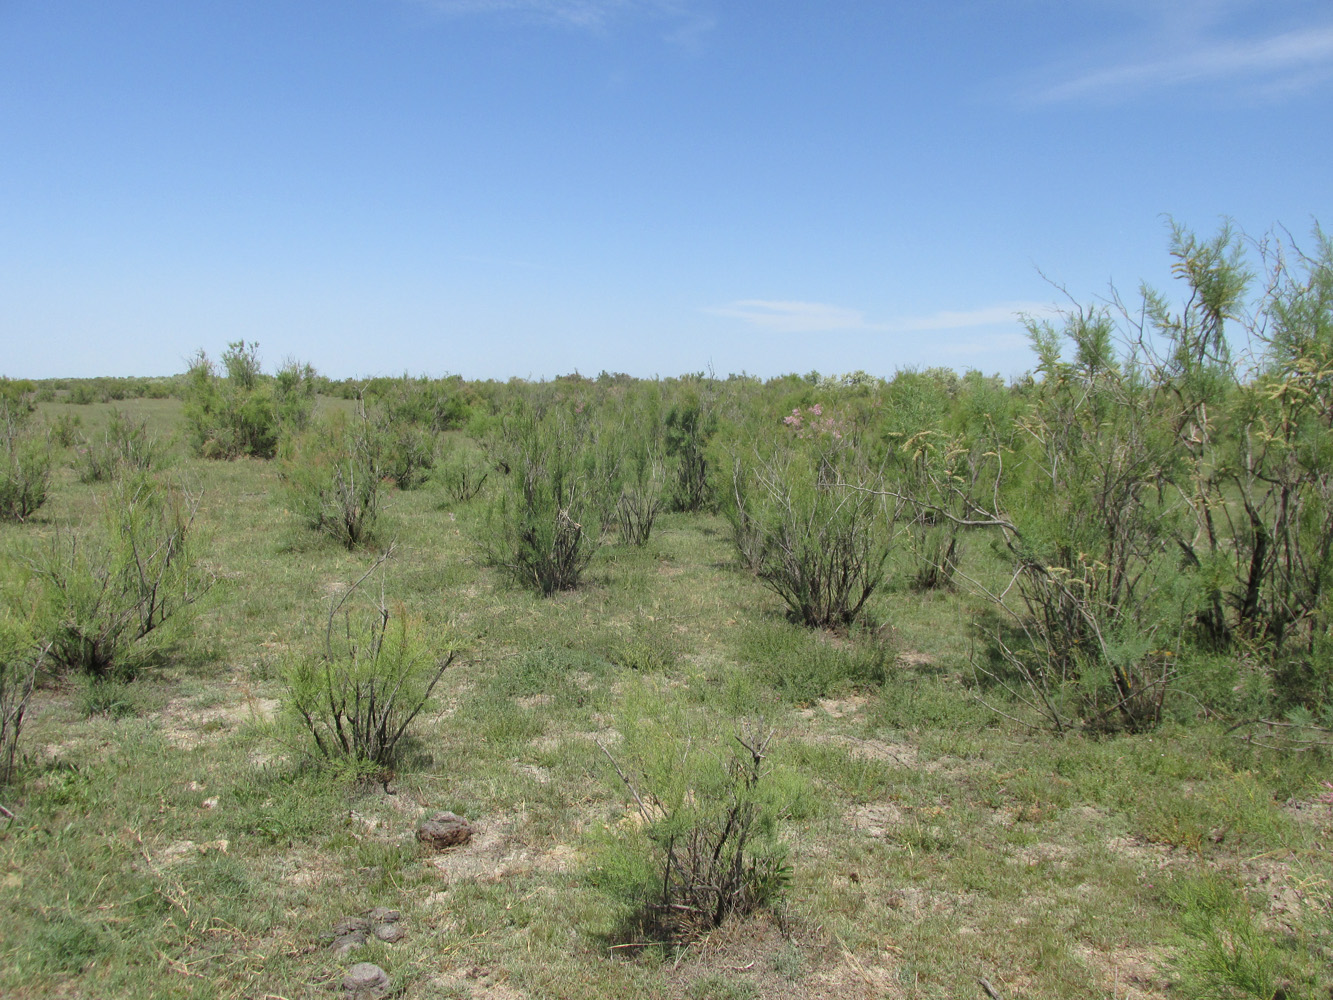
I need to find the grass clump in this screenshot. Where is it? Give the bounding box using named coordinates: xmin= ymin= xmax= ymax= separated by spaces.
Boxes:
xmin=735 ymin=619 xmax=892 ymax=703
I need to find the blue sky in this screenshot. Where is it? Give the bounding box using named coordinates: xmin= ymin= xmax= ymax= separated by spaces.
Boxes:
xmin=2 ymin=1 xmax=1330 ymax=381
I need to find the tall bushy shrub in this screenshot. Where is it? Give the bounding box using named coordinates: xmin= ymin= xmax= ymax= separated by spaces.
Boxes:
xmin=731 ymin=425 xmax=897 ymax=629
xmin=480 ymin=407 xmax=601 ymax=595
xmin=0 ymin=380 xmax=51 ymax=522
xmin=973 ymin=309 xmax=1189 ymax=732
xmin=285 ymin=556 xmax=457 ymax=771
xmin=363 ymin=377 xmax=474 ymax=490
xmin=280 ymin=404 xmax=385 ymax=549
xmin=964 ymin=223 xmax=1333 ymax=729
xmin=664 ymin=396 xmax=715 ymax=512
xmin=1178 ymin=230 xmax=1333 ymax=655
xmin=32 ymin=475 xmax=210 ymax=677
xmin=182 ymin=343 xmax=315 ymax=459
xmin=363 ymin=374 xmax=470 ymax=432
xmin=1139 ymin=226 xmax=1333 ymax=712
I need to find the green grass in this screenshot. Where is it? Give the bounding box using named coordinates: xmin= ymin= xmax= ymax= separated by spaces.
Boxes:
xmin=0 ymin=397 xmax=1329 ymax=998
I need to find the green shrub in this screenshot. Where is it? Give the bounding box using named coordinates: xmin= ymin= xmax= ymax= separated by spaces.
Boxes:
xmin=0 ymin=384 xmax=51 ymax=522
xmin=887 ymin=429 xmax=975 ymax=591
xmin=0 ymin=614 xmax=44 ymax=785
xmin=363 ymin=373 xmax=470 ymax=432
xmin=599 ymin=711 xmax=792 ymax=943
xmin=182 ymin=343 xmax=315 ymax=459
xmin=969 ymin=307 xmax=1190 ymax=733
xmin=435 ymin=438 xmax=491 ymax=504
xmin=284 ymin=557 xmax=457 ymax=771
xmin=480 ymin=409 xmax=601 ymax=595
xmin=664 ymin=397 xmax=715 ymax=512
xmin=73 ymin=409 xmax=161 ymax=483
xmin=31 ymin=475 xmax=210 ymax=676
xmin=49 ymin=412 xmax=82 ymax=448
xmin=730 ymin=440 xmax=897 ymax=628
xmin=0 ymin=435 xmax=51 ymax=523
xmin=280 ymin=405 xmax=384 ymax=549
xmin=613 ymin=431 xmax=665 ymax=546
xmin=380 ymin=422 xmax=436 ymax=491
xmin=721 ymin=457 xmax=768 ymax=573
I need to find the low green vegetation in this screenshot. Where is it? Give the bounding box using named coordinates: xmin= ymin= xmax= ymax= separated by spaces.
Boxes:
xmin=0 ymin=378 xmax=52 ymax=522
xmin=0 ymin=224 xmax=1330 ymax=998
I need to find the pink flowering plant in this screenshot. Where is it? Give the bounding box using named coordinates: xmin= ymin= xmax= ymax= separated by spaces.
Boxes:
xmin=782 ymin=403 xmax=845 ymax=440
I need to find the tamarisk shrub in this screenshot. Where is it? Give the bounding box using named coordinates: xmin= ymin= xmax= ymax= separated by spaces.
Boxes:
xmin=182 ymin=343 xmax=315 ymax=459
xmin=598 ymin=709 xmax=792 ymax=944
xmin=280 ymin=403 xmax=384 ymax=549
xmin=731 ymin=431 xmax=898 ymax=629
xmin=0 ymin=381 xmax=51 ymax=522
xmin=31 ymin=474 xmax=211 ymax=677
xmin=479 ymin=407 xmax=601 ymax=595
xmin=284 ymin=553 xmax=457 ymax=771
xmin=0 ymin=611 xmax=45 ymax=785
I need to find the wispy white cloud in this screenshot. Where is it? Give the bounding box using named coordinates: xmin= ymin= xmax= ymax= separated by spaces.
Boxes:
xmin=414 ymin=0 xmax=713 ymax=41
xmin=1031 ymin=23 xmax=1333 ymax=103
xmin=704 ymin=299 xmax=1057 ymax=335
xmin=421 ymin=0 xmax=627 ymax=30
xmin=895 ymin=302 xmax=1060 ymax=333
xmin=705 ymin=300 xmax=874 ymax=334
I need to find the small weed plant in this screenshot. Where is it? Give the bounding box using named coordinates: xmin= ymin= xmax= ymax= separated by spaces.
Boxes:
xmin=1168 ymin=871 xmax=1300 ymax=1000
